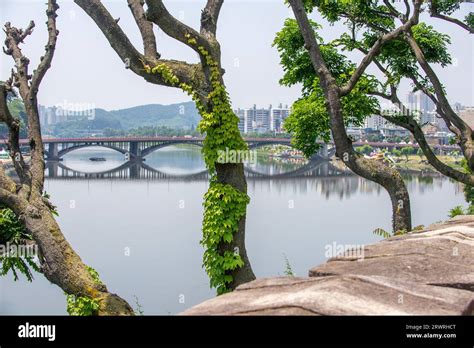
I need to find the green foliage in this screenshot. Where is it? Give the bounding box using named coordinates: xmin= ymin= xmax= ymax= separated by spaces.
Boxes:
xmin=86 ymin=265 xmax=102 ymax=286
xmin=373 ymin=227 xmax=391 ymax=239
xmin=283 ymin=93 xmax=329 ymax=157
xmin=282 ymin=253 xmax=295 ymax=277
xmin=448 ymin=175 xmax=474 ymax=216
xmin=392 ymin=149 xmax=402 ymax=157
xmin=65 ymin=266 xmax=102 ymax=316
xmin=417 ymin=148 xmax=424 ymax=159
xmin=430 ymin=0 xmax=461 ymax=15
xmin=104 ymin=125 xmax=200 ymax=138
xmin=466 ymin=13 xmax=474 ymax=29
xmin=363 ymin=23 xmax=452 ymax=83
xmin=374 ymin=225 xmax=419 ymax=239
xmin=0 ymin=208 xmax=40 ymax=282
xmin=133 ymin=295 xmax=145 ymax=315
xmin=400 ymin=147 xmax=414 ymax=161
xmin=66 ymin=294 xmax=100 ymax=316
xmin=274 ymin=19 xmax=379 ymax=157
xmin=42 ymin=191 xmax=59 ymax=217
xmin=449 ymin=205 xmax=466 ymax=218
xmin=144 ymin=36 xmax=250 ymax=294
xmin=297 ymin=1 xmax=455 ymax=112
xmin=357 ymin=144 xmax=373 ymax=155
xmin=0 ymin=208 xmax=26 ymax=244
xmin=308 ymin=0 xmax=396 ymax=30
xmin=201 ymin=181 xmax=249 ymax=294
xmin=0 ymin=253 xmax=40 ymax=282
xmin=273 ymin=18 xmax=322 ymax=94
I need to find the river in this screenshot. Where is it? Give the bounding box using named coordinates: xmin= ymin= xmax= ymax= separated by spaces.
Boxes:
xmin=0 ymin=145 xmax=466 ymax=314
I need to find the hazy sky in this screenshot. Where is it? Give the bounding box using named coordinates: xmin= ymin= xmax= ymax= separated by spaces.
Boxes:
xmin=0 ymin=0 xmax=473 ymax=111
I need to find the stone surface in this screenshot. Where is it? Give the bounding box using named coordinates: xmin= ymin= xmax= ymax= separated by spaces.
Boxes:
xmin=182 ymin=216 xmax=474 ymax=315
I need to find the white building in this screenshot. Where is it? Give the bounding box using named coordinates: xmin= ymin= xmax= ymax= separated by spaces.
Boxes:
xmin=407 ymin=91 xmax=448 ymax=130
xmin=235 ymin=104 xmax=290 ymax=134
xmin=364 ymin=114 xmax=386 ymax=130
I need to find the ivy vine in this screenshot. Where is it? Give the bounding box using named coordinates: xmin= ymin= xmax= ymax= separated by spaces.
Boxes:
xmin=65 ymin=266 xmax=102 ymax=316
xmin=0 ymin=207 xmax=40 ymax=282
xmin=143 ymin=34 xmax=250 ymax=294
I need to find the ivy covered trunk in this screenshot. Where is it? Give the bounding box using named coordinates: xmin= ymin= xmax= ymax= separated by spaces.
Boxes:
xmin=214 ymin=163 xmax=255 ymax=290
xmin=74 ymin=0 xmax=257 ymax=295
xmin=198 ymin=62 xmax=256 ymax=294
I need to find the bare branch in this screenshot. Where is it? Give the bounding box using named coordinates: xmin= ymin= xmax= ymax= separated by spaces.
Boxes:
xmin=127 ymin=0 xmax=159 ymax=59
xmin=0 ymin=83 xmax=30 ymax=183
xmin=405 ymin=33 xmax=469 ymax=133
xmin=75 ymin=0 xmax=202 ymax=88
xmin=428 ymin=0 xmax=474 ymax=34
xmin=0 ymin=164 xmax=17 ymax=194
xmin=404 ymin=0 xmax=411 ymax=20
xmin=30 ymin=0 xmax=60 ymax=95
xmin=201 ymin=0 xmax=224 ymax=38
xmin=338 ymin=0 xmax=423 ymax=97
xmin=383 ymin=0 xmax=402 ymax=20
xmin=0 ymin=188 xmax=26 ymax=212
xmin=3 ymin=22 xmax=32 ymax=98
xmin=145 ymin=0 xmax=213 ymax=56
xmin=379 ymin=110 xmax=474 ymax=186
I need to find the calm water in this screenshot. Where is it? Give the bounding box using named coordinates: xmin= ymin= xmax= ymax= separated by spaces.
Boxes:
xmin=0 ymin=146 xmax=466 ymax=314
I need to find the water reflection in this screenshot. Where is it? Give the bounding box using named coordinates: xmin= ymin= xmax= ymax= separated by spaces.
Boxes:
xmin=52 ymin=145 xmax=342 ymax=179
xmin=0 ymin=147 xmax=464 ymax=315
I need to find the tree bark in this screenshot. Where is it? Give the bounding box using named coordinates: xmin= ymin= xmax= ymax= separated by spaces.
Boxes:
xmin=74 ymin=0 xmax=256 ymax=290
xmin=289 ymin=0 xmax=412 ymax=232
xmin=1 ymin=0 xmax=134 ymax=315
xmin=215 ymin=163 xmax=255 ymax=289
xmin=15 ymin=197 xmax=133 ymax=315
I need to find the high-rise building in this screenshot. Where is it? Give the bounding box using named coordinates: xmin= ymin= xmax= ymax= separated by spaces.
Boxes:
xmin=364 ymin=114 xmax=386 ymax=130
xmin=407 ymin=91 xmax=436 ymax=124
xmin=236 ymin=108 xmax=247 ymax=133
xmin=270 ymin=103 xmax=290 ymax=132
xmin=39 ymin=105 xmax=60 ymax=126
xmin=234 ymin=104 xmax=290 ymax=133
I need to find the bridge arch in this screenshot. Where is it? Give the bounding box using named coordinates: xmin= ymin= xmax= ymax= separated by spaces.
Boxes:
xmin=140 ymin=141 xmax=203 ymax=157
xmin=54 ymin=144 xmax=133 ymax=160
xmin=57 ymin=160 xmax=134 ymax=176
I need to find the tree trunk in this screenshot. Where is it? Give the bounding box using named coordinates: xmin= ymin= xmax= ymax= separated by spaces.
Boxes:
xmin=327 ymin=88 xmax=412 ymax=232
xmin=288 ymin=0 xmax=412 ymax=233
xmin=350 ymin=157 xmax=412 ymax=232
xmin=17 ymin=197 xmax=134 ymax=315
xmin=215 ymin=162 xmax=255 ymax=289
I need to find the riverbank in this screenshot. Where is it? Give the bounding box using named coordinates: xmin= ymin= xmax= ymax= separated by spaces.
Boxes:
xmin=330 ymin=155 xmax=465 ymax=175
xmin=182 ymin=215 xmax=474 ymax=315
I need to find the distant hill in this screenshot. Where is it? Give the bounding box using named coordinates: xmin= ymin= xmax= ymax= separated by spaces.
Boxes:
xmin=104 ymin=102 xmax=200 ymax=130
xmin=45 ymin=101 xmax=201 ymax=137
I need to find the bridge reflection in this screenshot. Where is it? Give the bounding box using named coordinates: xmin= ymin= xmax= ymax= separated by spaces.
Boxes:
xmin=45 ymin=157 xmax=349 ymax=181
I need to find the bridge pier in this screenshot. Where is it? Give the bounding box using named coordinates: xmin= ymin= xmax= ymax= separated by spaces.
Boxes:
xmin=46 ymin=161 xmax=59 ymax=178
xmin=129 ymin=160 xmax=141 ymax=179
xmin=47 ymin=143 xmax=60 ymax=161
xmin=129 ymin=141 xmax=141 ymax=160
xmin=319 ymin=143 xmax=328 ymax=159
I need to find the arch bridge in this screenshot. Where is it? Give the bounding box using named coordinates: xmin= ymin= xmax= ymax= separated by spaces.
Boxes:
xmin=38 ymin=136 xmax=331 ymax=161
